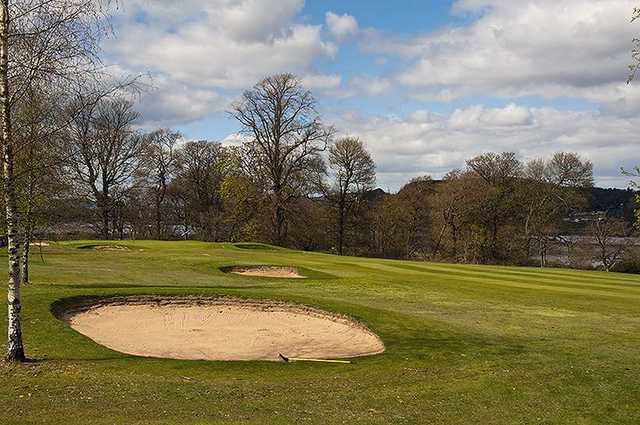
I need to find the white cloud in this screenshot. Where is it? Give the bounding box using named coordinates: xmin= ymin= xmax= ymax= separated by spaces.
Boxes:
xmin=350 ymin=76 xmax=392 ymax=96
xmin=449 ymin=103 xmax=534 ymax=129
xmin=363 ymin=0 xmax=640 ymax=108
xmin=301 ymin=73 xmax=342 ymax=90
xmin=325 ymin=11 xmax=359 ymax=40
xmin=106 ymin=0 xmax=338 ymax=124
xmin=332 ymin=104 xmax=639 ymax=190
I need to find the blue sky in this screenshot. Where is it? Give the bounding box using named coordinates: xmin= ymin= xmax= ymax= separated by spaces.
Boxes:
xmin=107 ymin=0 xmax=640 ymax=190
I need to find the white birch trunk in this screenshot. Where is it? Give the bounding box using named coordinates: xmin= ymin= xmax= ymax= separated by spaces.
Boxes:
xmin=1 ymin=0 xmax=25 ymax=362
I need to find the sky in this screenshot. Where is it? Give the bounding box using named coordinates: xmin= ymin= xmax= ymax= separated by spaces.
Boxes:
xmin=105 ymin=0 xmax=640 ymax=191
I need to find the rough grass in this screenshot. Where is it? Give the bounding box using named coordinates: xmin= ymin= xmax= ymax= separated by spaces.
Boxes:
xmin=1 ymin=240 xmax=640 ymax=424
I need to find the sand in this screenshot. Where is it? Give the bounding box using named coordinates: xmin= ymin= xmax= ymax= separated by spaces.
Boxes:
xmin=29 ymin=241 xmax=50 ymax=247
xmin=64 ymin=297 xmax=385 ymax=361
xmin=226 ymin=266 xmax=305 ymax=278
xmin=93 ymin=245 xmax=129 ymax=251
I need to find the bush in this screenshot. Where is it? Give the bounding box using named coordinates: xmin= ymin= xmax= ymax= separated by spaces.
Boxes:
xmin=611 ymin=247 xmax=640 ymax=274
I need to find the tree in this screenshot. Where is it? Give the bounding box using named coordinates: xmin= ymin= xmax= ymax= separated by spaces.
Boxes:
xmin=466 ymin=152 xmax=523 ymax=262
xmin=67 ymin=98 xmax=145 ymax=239
xmin=591 ymin=214 xmax=633 ymax=271
xmin=432 ymin=170 xmax=474 ymax=260
xmin=172 ymin=140 xmax=227 ymax=240
xmin=1 ymin=0 xmax=23 ymax=361
xmin=137 ymin=129 xmax=180 ymax=239
xmin=629 ymin=7 xmax=640 ymax=82
xmin=326 ymin=137 xmax=375 ymax=255
xmin=394 ymin=177 xmax=435 ymax=259
xmin=231 ymin=73 xmax=333 ymax=245
xmin=522 ymin=152 xmax=593 ymax=266
xmin=0 ymin=0 xmax=122 ymax=361
xmin=14 ymin=86 xmax=68 ymax=283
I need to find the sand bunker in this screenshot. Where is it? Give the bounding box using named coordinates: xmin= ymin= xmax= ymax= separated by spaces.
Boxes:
xmin=63 ymin=297 xmax=385 ymax=361
xmin=224 ymin=265 xmax=305 ymax=278
xmin=29 ymin=241 xmax=50 ymax=247
xmin=92 ymin=245 xmax=129 ymax=251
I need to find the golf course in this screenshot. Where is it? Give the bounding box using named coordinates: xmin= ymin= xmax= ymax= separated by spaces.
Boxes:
xmin=0 ymin=240 xmax=638 ymax=424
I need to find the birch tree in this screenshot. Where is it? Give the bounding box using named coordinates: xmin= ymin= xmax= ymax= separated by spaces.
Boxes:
xmin=1 ymin=0 xmax=115 ymax=362
xmin=1 ymin=0 xmax=24 ymax=362
xmin=231 ymin=73 xmax=333 ymax=245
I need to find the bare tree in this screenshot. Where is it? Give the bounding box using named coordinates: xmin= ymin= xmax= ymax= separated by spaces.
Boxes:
xmin=172 ymin=140 xmax=227 ymax=241
xmin=137 ymin=129 xmax=180 ymax=239
xmin=466 ymin=152 xmax=523 ymax=261
xmin=432 ymin=170 xmax=473 ymax=260
xmin=67 ymin=98 xmax=145 ymax=239
xmin=231 ymin=73 xmax=333 ymax=245
xmin=591 ymin=214 xmax=633 ymax=271
xmin=629 ymin=7 xmax=640 ymax=82
xmin=523 ymin=152 xmax=593 ymax=266
xmin=326 ymin=137 xmax=375 ymax=255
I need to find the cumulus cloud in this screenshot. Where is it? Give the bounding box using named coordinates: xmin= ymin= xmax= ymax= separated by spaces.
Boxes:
xmin=301 ymin=74 xmax=343 ymax=90
xmin=332 ymin=104 xmax=639 ymax=190
xmin=449 ymin=104 xmax=534 ymax=129
xmin=106 ymin=0 xmax=337 ymax=124
xmin=362 ymin=0 xmax=639 ymax=109
xmin=325 ymin=12 xmax=359 ymax=40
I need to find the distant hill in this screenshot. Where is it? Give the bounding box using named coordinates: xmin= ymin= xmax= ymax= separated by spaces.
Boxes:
xmin=365 ymin=184 xmax=637 ymax=222
xmin=587 ymin=187 xmax=637 ymax=222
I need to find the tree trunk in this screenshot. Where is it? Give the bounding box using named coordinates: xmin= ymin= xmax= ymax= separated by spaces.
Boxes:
xmin=1 ymin=0 xmax=26 ymax=362
xmin=21 ymin=146 xmax=35 ymax=285
xmin=21 ymin=221 xmax=31 ymax=285
xmin=100 ymin=194 xmax=110 ymax=239
xmin=337 ymin=199 xmax=345 ymax=256
xmin=273 ymin=190 xmax=286 ymax=246
xmin=451 ymin=224 xmax=458 ymax=260
xmin=155 ymin=199 xmax=162 ymax=239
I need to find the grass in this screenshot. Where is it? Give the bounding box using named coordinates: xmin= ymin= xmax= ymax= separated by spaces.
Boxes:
xmin=2 ymin=240 xmax=640 ymax=424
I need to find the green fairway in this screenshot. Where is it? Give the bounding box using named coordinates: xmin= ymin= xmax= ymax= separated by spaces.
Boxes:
xmin=2 ymin=240 xmax=640 ymax=424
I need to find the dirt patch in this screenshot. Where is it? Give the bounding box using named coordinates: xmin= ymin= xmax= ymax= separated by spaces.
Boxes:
xmin=223 ymin=265 xmax=305 ymax=278
xmin=62 ymin=296 xmax=385 ymax=361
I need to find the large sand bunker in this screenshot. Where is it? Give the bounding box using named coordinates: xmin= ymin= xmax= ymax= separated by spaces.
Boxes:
xmin=63 ymin=297 xmax=385 ymax=361
xmin=223 ymin=265 xmax=305 ymax=278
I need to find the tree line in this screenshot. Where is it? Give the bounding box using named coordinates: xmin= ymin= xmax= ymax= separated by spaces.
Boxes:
xmin=18 ymin=70 xmax=634 ymax=275
xmin=17 ymin=72 xmax=637 ymax=274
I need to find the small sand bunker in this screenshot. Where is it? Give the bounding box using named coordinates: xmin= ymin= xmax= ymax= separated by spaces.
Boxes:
xmin=29 ymin=241 xmax=50 ymax=247
xmin=224 ymin=265 xmax=305 ymax=278
xmin=63 ymin=297 xmax=385 ymax=361
xmin=92 ymin=245 xmax=129 ymax=251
